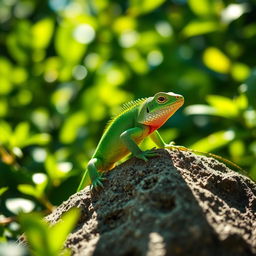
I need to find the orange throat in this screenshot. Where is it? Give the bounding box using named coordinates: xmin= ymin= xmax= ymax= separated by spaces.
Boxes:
xmin=143 ymin=101 xmax=183 ymax=134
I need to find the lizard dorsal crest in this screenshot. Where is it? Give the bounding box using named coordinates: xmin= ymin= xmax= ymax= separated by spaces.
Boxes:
xmin=103 ymin=98 xmax=146 ymax=132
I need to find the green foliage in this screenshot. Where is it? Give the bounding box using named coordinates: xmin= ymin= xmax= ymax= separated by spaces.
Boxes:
xmin=0 ymin=0 xmax=255 ymax=248
xmin=19 ymin=208 xmax=80 ymax=256
xmin=185 ymin=85 xmax=256 ymax=177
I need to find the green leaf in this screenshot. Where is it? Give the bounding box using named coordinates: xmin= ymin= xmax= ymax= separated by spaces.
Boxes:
xmin=19 ymin=213 xmax=53 ymax=256
xmin=6 ymin=21 xmax=31 ymax=64
xmin=23 ymin=133 xmax=51 ymax=147
xmin=45 ymin=155 xmax=58 ymax=181
xmin=206 ymin=95 xmax=239 ymax=118
xmin=0 ymin=121 xmax=12 ymax=144
xmin=233 ymin=94 xmax=248 ymax=111
xmin=18 ymin=184 xmax=39 ymax=198
xmin=55 ymin=21 xmax=87 ymax=63
xmin=60 ymin=112 xmax=87 ymax=144
xmin=32 ymin=18 xmax=54 ymax=49
xmin=10 ymin=122 xmax=30 ymax=148
xmin=190 ymin=130 xmax=236 ymax=152
xmin=129 ymin=0 xmax=166 ymax=16
xmin=19 ymin=209 xmax=79 ymax=256
xmin=49 ymin=208 xmax=80 ymax=253
xmin=188 ymin=0 xmax=216 ymax=17
xmin=244 ymin=110 xmax=256 ymax=128
xmin=203 ymin=47 xmax=231 ymax=74
xmin=229 ymin=140 xmax=245 ymax=159
xmin=0 ymin=187 xmax=8 ymax=196
xmin=182 ymin=20 xmax=219 ymax=37
xmin=45 ymin=155 xmax=71 ymax=185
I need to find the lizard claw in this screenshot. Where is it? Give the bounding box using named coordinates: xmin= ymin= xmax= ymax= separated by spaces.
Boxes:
xmin=135 ymin=150 xmax=159 ymax=162
xmin=90 ymin=173 xmax=106 ymax=190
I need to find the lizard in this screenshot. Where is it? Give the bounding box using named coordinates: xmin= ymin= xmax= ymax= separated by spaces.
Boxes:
xmin=77 ymin=91 xmax=244 ymax=191
xmin=77 ymin=91 xmax=184 ymax=191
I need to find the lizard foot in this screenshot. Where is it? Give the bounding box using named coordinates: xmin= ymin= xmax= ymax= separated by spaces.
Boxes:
xmin=135 ymin=149 xmax=159 ymax=162
xmin=90 ymin=174 xmax=106 ymax=190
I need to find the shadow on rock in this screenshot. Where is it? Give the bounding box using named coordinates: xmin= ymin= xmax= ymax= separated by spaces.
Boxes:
xmin=45 ymin=149 xmax=256 ymax=256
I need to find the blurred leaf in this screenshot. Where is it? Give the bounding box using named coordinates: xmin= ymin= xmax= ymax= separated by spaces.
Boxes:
xmin=60 ymin=112 xmax=87 ymax=144
xmin=55 ymin=20 xmax=89 ymax=63
xmin=182 ymin=21 xmax=219 ymax=37
xmin=190 ymin=130 xmax=236 ymax=152
xmin=7 ymin=21 xmax=31 ymax=64
xmin=0 ymin=78 xmax=12 ymax=95
xmin=188 ymin=0 xmax=215 ymax=17
xmin=23 ymin=133 xmax=51 ymax=147
xmin=0 ymin=99 xmax=8 ymax=117
xmin=229 ymin=140 xmax=245 ymax=159
xmin=19 ymin=208 xmax=80 ymax=256
xmin=203 ymin=47 xmax=231 ymax=73
xmin=0 ymin=121 xmax=12 ymax=145
xmin=184 ymin=95 xmax=246 ymax=119
xmin=45 ymin=155 xmax=58 ymax=182
xmin=113 ymin=17 xmax=137 ymax=34
xmin=51 ymin=85 xmax=75 ymax=112
xmin=129 ymin=0 xmax=166 ymax=16
xmin=19 ymin=213 xmax=52 ymax=256
xmin=45 ymin=155 xmax=71 ymax=186
xmin=0 ymin=187 xmax=8 ymax=196
xmin=243 ymin=110 xmax=256 ymax=128
xmin=231 ymin=62 xmax=250 ymax=82
xmin=18 ymin=181 xmax=49 ymax=209
xmin=18 ymin=184 xmax=40 ymax=198
xmin=32 ymin=18 xmax=54 ymax=49
xmin=249 ymin=164 xmax=256 ymax=181
xmin=10 ymin=122 xmax=30 ymax=148
xmin=206 ymin=95 xmax=239 ymax=118
xmin=0 ymin=58 xmax=13 ymax=95
xmin=49 ymin=208 xmax=80 ymax=253
xmin=12 ymin=67 xmax=28 ymax=84
xmin=233 ymin=94 xmax=248 ymax=111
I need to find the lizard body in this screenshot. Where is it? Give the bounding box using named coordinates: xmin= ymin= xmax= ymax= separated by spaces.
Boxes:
xmin=77 ymin=92 xmax=184 ymax=191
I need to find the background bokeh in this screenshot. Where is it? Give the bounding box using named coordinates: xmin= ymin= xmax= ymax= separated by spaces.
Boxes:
xmin=0 ymin=0 xmax=256 ymax=242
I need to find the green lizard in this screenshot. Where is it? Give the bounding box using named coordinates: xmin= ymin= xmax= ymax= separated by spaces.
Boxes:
xmin=77 ymin=92 xmax=184 ymax=191
xmin=77 ymin=91 xmax=244 ymax=191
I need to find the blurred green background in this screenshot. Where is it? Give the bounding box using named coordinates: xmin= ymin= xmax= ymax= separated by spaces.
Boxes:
xmin=0 ymin=0 xmax=256 ymax=242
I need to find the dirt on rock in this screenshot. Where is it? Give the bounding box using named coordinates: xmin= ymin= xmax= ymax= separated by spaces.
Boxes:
xmin=46 ymin=149 xmax=256 ymax=256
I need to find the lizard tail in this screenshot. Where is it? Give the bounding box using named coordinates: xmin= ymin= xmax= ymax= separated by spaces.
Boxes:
xmin=77 ymin=168 xmax=91 ymax=192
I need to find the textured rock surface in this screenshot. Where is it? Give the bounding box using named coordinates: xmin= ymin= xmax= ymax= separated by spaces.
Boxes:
xmin=46 ymin=149 xmax=256 ymax=256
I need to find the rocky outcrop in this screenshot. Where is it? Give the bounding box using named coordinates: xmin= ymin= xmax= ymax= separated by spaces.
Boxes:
xmin=46 ymin=149 xmax=256 ymax=256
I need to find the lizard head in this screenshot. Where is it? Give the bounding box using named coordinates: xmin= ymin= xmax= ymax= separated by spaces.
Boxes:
xmin=138 ymin=92 xmax=184 ymax=130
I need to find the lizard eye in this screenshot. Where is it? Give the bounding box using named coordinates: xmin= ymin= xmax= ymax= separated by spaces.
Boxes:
xmin=157 ymin=96 xmax=167 ymax=104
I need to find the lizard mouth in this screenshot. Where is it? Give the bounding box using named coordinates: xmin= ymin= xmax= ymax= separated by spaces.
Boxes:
xmin=143 ymin=99 xmax=184 ymax=125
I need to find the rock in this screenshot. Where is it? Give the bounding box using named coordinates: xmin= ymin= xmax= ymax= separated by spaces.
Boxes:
xmin=46 ymin=149 xmax=256 ymax=256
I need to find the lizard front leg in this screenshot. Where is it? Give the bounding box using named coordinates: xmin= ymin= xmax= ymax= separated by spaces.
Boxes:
xmin=120 ymin=127 xmax=158 ymax=161
xmin=77 ymin=158 xmax=104 ymax=191
xmin=149 ymin=130 xmax=187 ymax=150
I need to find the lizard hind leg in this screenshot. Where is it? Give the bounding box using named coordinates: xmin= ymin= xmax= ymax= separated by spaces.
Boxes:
xmin=77 ymin=158 xmax=104 ymax=191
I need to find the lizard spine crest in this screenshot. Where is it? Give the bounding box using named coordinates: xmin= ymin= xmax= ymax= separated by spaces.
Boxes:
xmin=104 ymin=98 xmax=147 ymax=132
